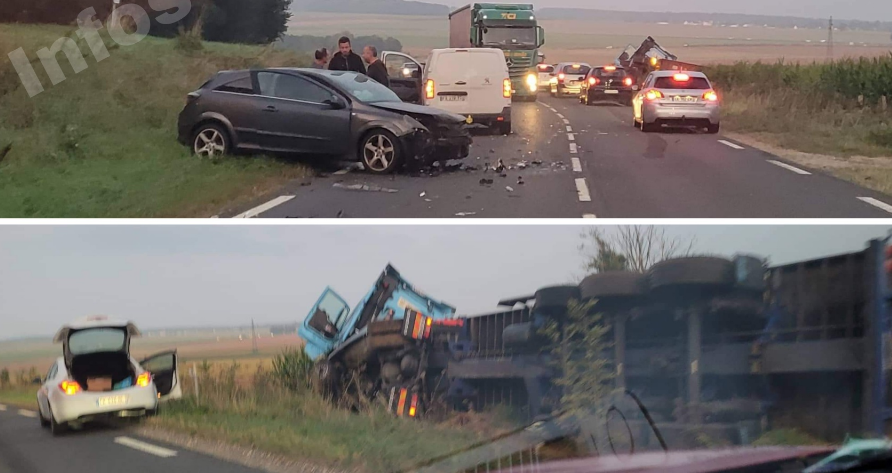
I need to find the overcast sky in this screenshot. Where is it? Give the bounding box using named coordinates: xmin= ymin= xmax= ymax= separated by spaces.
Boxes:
xmin=428 ymin=0 xmax=892 ymax=22
xmin=0 ymin=225 xmax=889 ymax=339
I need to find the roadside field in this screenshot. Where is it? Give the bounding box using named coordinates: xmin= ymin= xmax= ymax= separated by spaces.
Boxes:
xmin=288 ymin=12 xmax=891 ymax=64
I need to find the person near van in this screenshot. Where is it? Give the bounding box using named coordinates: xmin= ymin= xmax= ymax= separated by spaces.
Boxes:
xmin=328 ymin=37 xmax=366 ymax=74
xmin=362 ymin=46 xmax=389 ymax=87
xmin=311 ymin=48 xmax=329 ymax=69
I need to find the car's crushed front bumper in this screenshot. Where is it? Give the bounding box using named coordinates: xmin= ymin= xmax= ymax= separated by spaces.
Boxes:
xmin=401 ymin=121 xmax=472 ymax=164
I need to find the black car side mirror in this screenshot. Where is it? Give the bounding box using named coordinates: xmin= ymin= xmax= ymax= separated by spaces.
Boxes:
xmin=325 ymin=95 xmax=346 ymax=110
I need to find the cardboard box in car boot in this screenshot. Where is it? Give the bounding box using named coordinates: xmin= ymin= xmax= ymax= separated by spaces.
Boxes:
xmin=86 ymin=377 xmax=113 ymax=392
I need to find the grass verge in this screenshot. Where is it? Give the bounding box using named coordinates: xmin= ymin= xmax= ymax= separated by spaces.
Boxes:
xmin=0 ymin=386 xmax=38 ymax=409
xmin=0 ymin=24 xmax=313 ymax=217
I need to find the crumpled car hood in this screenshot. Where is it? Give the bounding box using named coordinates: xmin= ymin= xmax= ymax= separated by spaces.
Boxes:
xmin=369 ymin=101 xmax=466 ymax=124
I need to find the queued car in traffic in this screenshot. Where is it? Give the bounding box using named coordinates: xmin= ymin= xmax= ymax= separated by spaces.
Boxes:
xmin=632 ymin=70 xmax=721 ymax=134
xmin=178 ymin=69 xmax=472 ymax=174
xmin=549 ymin=62 xmax=592 ymax=98
xmin=579 ymin=65 xmax=638 ymax=106
xmin=36 ymin=316 xmax=182 ymax=436
xmin=536 ymin=63 xmax=555 ymax=92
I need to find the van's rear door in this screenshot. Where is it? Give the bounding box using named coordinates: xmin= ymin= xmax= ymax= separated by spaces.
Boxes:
xmin=426 ymin=49 xmax=508 ymax=115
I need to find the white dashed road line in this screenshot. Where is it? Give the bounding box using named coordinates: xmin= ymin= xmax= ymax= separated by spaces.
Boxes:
xmin=575 ymin=178 xmax=592 ymax=202
xmin=556 ymin=113 xmax=565 ymax=119
xmin=562 ymin=119 xmax=570 ymax=125
xmin=571 ymin=158 xmax=582 ymax=173
xmin=115 ymin=437 xmax=178 ymax=458
xmin=18 ymin=409 xmax=36 ymax=418
xmin=718 ymin=140 xmax=745 ymax=150
xmin=582 ymin=214 xmax=597 ymax=218
xmin=566 ymin=126 xmax=572 ymax=132
xmin=569 ymin=143 xmax=578 ymax=154
xmin=233 ymin=195 xmax=295 ymax=218
xmin=0 ymin=404 xmax=7 ymax=411
xmin=857 ymin=197 xmax=892 ymax=214
xmin=767 ymin=160 xmax=811 ymax=175
xmin=567 ymin=133 xmax=575 ymax=141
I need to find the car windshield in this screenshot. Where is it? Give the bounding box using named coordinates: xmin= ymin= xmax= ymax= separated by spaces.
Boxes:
xmin=323 ymin=72 xmax=402 ymax=103
xmin=562 ymin=65 xmax=591 ymax=75
xmin=68 ymin=328 xmax=126 ymax=355
xmin=482 ymin=26 xmax=537 ymax=47
xmin=654 ymin=76 xmax=711 ymax=89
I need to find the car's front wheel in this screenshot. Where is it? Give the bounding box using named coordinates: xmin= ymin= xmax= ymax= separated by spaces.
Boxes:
xmin=192 ymin=123 xmax=231 ymax=158
xmin=360 ymin=130 xmax=403 ymax=174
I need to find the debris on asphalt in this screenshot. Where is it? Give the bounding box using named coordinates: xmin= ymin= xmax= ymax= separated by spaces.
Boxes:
xmin=506 ymin=186 xmax=514 ymax=192
xmin=500 ymin=173 xmax=507 ymax=178
xmin=455 ymin=212 xmax=477 ymax=217
xmin=420 ymin=192 xmax=426 ymax=197
xmin=336 ymin=210 xmax=344 ymax=218
xmin=517 ymin=161 xmax=528 ymax=169
xmin=425 ymin=198 xmax=432 ymax=202
xmin=479 ymin=178 xmax=494 ymax=186
xmin=517 ymin=176 xmax=525 ymax=185
xmin=532 ymin=160 xmax=543 ymax=165
xmin=332 ymin=183 xmax=399 ymax=193
xmin=495 ymin=159 xmax=506 ymax=173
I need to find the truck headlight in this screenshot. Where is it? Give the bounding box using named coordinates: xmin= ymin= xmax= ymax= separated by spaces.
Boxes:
xmin=526 ymin=74 xmax=537 ymax=91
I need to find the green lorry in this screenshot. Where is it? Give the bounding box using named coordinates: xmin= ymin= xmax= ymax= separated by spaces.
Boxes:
xmin=448 ymin=3 xmax=545 ymax=101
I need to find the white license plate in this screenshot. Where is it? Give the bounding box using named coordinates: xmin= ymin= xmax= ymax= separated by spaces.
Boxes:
xmin=440 ymin=96 xmax=466 ymax=102
xmin=604 ymin=90 xmax=619 ymax=94
xmin=97 ymin=395 xmax=128 ymax=407
xmin=673 ymin=96 xmax=697 ymax=102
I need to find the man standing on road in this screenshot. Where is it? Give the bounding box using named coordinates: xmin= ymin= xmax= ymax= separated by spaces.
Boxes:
xmin=363 ymin=46 xmax=389 ymax=87
xmin=328 ymin=37 xmax=366 ymax=74
xmin=311 ymin=48 xmax=329 ymax=69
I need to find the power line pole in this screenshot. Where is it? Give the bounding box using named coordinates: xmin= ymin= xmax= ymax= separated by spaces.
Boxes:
xmin=827 ymin=17 xmax=834 ymax=61
xmin=251 ymin=318 xmax=258 ymax=354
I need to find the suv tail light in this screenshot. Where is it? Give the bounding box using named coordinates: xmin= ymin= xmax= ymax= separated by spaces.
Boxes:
xmin=588 ymin=77 xmax=599 ymax=86
xmin=59 ymin=380 xmax=81 ymax=395
xmin=503 ymin=78 xmax=512 ymax=98
xmin=136 ymin=372 xmax=152 ymax=387
xmin=645 ymin=90 xmax=664 ymax=101
xmin=624 ymin=77 xmax=634 ymax=86
xmin=702 ymin=90 xmax=718 ymax=102
xmin=424 ymin=79 xmax=435 ymax=100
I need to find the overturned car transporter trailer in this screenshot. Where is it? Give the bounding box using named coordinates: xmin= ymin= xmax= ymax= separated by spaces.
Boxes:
xmin=444 ymin=239 xmax=892 ymax=445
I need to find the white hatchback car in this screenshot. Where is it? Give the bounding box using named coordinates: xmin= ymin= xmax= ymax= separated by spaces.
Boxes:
xmin=36 ymin=316 xmax=182 ymax=435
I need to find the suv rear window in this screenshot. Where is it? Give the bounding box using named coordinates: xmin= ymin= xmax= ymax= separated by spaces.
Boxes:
xmin=561 ymin=65 xmax=591 ymax=75
xmin=69 ymin=328 xmax=126 ymax=355
xmin=654 ymin=76 xmax=710 ymax=90
xmin=593 ymin=68 xmax=628 ymax=79
xmin=537 ymin=65 xmax=555 ymax=73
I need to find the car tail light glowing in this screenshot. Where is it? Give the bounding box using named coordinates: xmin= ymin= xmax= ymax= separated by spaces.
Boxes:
xmin=624 ymin=77 xmax=634 ymax=86
xmin=703 ymin=90 xmax=718 ymax=102
xmin=557 ymin=73 xmax=565 ymax=82
xmin=645 ymin=90 xmax=664 ymax=101
xmin=136 ymin=372 xmax=151 ymax=387
xmin=424 ymin=79 xmax=435 ymax=100
xmin=408 ymin=393 xmax=419 ymax=417
xmin=588 ymin=77 xmax=599 ymax=86
xmin=673 ymin=73 xmax=691 ymax=82
xmin=503 ymin=78 xmax=512 ymax=98
xmin=59 ymin=380 xmax=81 ymax=395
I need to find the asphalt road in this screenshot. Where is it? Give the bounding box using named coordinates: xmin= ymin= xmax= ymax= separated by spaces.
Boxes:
xmin=221 ymin=95 xmax=892 ymax=218
xmin=0 ymin=404 xmax=265 ymax=473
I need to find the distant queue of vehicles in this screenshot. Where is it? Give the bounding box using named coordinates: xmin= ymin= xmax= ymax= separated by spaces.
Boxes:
xmin=539 ymin=61 xmax=721 ymax=134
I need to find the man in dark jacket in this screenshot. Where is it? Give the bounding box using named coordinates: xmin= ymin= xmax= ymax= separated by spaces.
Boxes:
xmin=328 ymin=37 xmax=366 ymax=74
xmin=362 ymin=46 xmax=389 ymax=87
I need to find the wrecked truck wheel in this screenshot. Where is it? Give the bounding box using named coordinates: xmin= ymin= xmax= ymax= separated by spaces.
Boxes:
xmin=579 ymin=271 xmax=647 ymax=301
xmin=314 ymin=361 xmax=342 ymax=400
xmin=535 ymin=285 xmax=581 ymax=316
xmin=648 ymin=256 xmax=735 ymax=289
xmin=360 ymin=129 xmax=403 ymax=174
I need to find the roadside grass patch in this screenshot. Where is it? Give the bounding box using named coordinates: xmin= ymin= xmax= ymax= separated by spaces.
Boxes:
xmin=0 ymin=24 xmax=312 ymax=217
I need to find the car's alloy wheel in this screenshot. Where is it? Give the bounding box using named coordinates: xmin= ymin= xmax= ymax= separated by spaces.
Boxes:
xmin=361 ymin=131 xmax=401 ymax=174
xmin=192 ymin=125 xmax=229 ymax=158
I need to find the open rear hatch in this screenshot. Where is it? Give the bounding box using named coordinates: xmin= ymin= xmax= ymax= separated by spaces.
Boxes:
xmin=54 ymin=316 xmax=140 ymax=392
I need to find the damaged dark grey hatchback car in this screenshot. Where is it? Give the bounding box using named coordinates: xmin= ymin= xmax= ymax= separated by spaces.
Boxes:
xmin=177 ymin=69 xmax=472 ymax=174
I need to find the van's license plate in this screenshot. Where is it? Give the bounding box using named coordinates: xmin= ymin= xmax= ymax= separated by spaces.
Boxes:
xmin=97 ymin=395 xmax=127 ymax=407
xmin=440 ymin=96 xmax=466 ymax=102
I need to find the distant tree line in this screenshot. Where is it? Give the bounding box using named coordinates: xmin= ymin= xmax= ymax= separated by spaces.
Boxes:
xmin=290 ymin=0 xmax=448 ymax=16
xmin=0 ymin=0 xmax=292 ymax=45
xmin=279 ymin=31 xmax=402 ymax=53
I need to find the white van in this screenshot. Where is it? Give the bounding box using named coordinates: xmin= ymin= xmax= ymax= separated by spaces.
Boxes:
xmin=421 ymin=48 xmax=512 ymax=135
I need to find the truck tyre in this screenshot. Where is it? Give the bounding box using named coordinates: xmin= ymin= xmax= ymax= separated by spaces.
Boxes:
xmin=579 ymin=271 xmax=647 ymax=300
xmin=314 ymin=360 xmax=342 ymax=400
xmin=535 ymin=285 xmax=581 ymax=314
xmin=648 ymin=256 xmax=735 ymax=289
